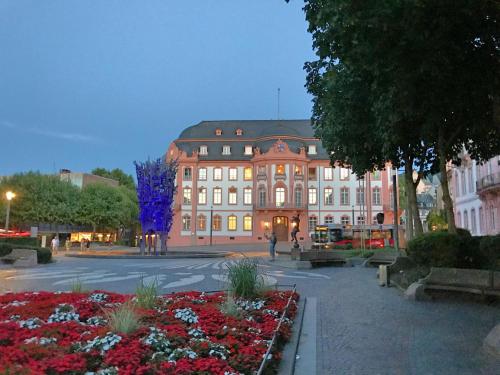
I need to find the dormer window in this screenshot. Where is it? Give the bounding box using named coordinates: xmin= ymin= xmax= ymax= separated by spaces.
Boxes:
xmin=244 ymin=145 xmax=253 ymax=155
xmin=236 ymin=128 xmax=243 ymax=136
xmin=308 ymin=145 xmax=317 ymax=155
xmin=199 ymin=145 xmax=208 ymax=155
xmin=222 ymin=145 xmax=231 ymax=155
xmin=215 ymin=128 xmax=223 ymax=136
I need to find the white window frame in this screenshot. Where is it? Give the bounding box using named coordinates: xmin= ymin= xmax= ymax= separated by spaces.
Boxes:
xmin=324 ymin=167 xmax=333 ymax=180
xmin=199 ymin=145 xmax=208 ymax=155
xmin=213 ymin=187 xmax=222 ymax=205
xmin=244 ymin=145 xmax=253 ymax=155
xmin=222 ymin=145 xmax=231 ymax=155
xmin=229 ymin=167 xmax=238 ymax=181
xmin=228 ymin=215 xmax=237 ymax=231
xmin=308 ymin=145 xmax=317 ymax=155
xmin=243 ymin=215 xmax=252 ymax=231
xmin=198 ymin=187 xmax=207 ymax=205
xmin=309 ymin=187 xmax=317 ymax=205
xmin=213 ymin=168 xmax=222 ymax=181
xmin=198 ymin=167 xmax=207 ymax=181
xmin=244 ymin=187 xmax=252 ymax=205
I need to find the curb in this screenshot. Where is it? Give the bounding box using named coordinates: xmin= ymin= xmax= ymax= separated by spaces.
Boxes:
xmin=64 ymin=252 xmax=232 ymax=260
xmin=279 ymin=297 xmax=307 ymax=375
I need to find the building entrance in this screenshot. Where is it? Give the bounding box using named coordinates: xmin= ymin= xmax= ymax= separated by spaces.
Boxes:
xmin=273 ymin=216 xmax=289 ymax=241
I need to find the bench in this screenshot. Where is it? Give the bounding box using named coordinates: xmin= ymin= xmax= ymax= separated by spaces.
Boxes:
xmin=298 ymin=250 xmax=352 ymax=267
xmin=0 ymin=249 xmax=38 ymax=267
xmin=364 ymin=251 xmax=399 ymax=267
xmin=405 ymin=267 xmax=500 ymax=301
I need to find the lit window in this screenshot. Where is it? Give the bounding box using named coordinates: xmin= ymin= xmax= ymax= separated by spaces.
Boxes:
xmin=228 ymin=215 xmax=237 ymax=231
xmin=324 ymin=167 xmax=333 ymax=180
xmin=215 ymin=128 xmax=222 ymax=136
xmin=243 ymin=215 xmax=252 ymax=231
xmin=356 ymin=187 xmax=365 ymax=205
xmin=340 ymin=187 xmax=350 ymax=205
xmin=341 ymin=215 xmax=350 ymax=225
xmin=244 ymin=167 xmax=253 ymax=180
xmin=372 ymin=187 xmax=381 ymax=205
xmin=184 ymin=167 xmax=192 ymax=181
xmin=236 ymin=128 xmax=243 ymax=136
xmin=228 ymin=187 xmax=237 ymax=205
xmin=213 ymin=187 xmax=222 ymax=205
xmin=229 ymin=168 xmax=238 ymax=180
xmin=222 ymin=145 xmax=231 ymax=155
xmin=199 ymin=145 xmax=208 ymax=155
xmin=244 ymin=145 xmax=253 ymax=155
xmin=182 ymin=215 xmax=191 ymax=231
xmin=308 ymin=187 xmax=317 ymax=205
xmin=357 ymin=216 xmax=366 ymax=225
xmin=244 ymin=187 xmax=252 ymax=205
xmin=295 ymin=165 xmax=302 ymax=175
xmin=213 ymin=168 xmax=222 ymax=180
xmin=213 ymin=215 xmax=222 ymax=231
xmin=308 ymin=216 xmax=317 ymax=231
xmin=325 ymin=215 xmax=334 ymax=224
xmin=324 ymin=187 xmax=333 ymax=205
xmin=198 ymin=187 xmax=207 ymax=205
xmin=276 ymin=187 xmax=285 ymax=207
xmin=183 ymin=187 xmax=192 ymax=205
xmin=197 ymin=215 xmax=206 ymax=231
xmin=340 ymin=167 xmax=350 ymax=180
xmin=308 ymin=145 xmax=317 ymax=155
xmin=276 ymin=164 xmax=285 ymax=175
xmin=198 ymin=168 xmax=207 ymax=181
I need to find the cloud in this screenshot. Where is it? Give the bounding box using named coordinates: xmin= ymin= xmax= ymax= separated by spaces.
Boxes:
xmin=0 ymin=120 xmax=99 ymax=143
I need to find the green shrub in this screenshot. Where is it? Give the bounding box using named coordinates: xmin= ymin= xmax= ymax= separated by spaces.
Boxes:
xmin=226 ymin=258 xmax=264 ymax=299
xmin=0 ymin=237 xmax=38 ymax=247
xmin=0 ymin=243 xmax=52 ymax=264
xmin=70 ymin=278 xmax=87 ymax=293
xmin=220 ymin=293 xmax=242 ymax=318
xmin=479 ymin=235 xmax=500 ymax=271
xmin=135 ymin=278 xmax=158 ymax=309
xmin=105 ymin=301 xmax=141 ymax=334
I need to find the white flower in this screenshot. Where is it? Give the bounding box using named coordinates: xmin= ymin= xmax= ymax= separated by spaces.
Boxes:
xmin=86 ymin=316 xmax=107 ymax=326
xmin=174 ymin=308 xmax=198 ymax=324
xmin=88 ymin=293 xmax=108 ymax=303
xmin=19 ymin=318 xmax=42 ymax=329
xmin=2 ymin=300 xmax=28 ymax=309
xmin=188 ymin=327 xmax=205 ymax=338
xmin=47 ymin=304 xmax=80 ymax=323
xmin=142 ymin=327 xmax=172 ymax=353
xmin=80 ymin=332 xmax=122 ymax=355
xmin=168 ymin=347 xmax=198 ymax=362
xmin=24 ymin=337 xmax=57 ymax=345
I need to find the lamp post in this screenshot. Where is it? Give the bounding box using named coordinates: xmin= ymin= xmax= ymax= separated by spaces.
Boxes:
xmin=392 ymin=169 xmax=400 ymax=252
xmin=351 ymin=205 xmax=355 ymax=225
xmin=4 ymin=191 xmax=16 ymax=232
xmin=209 ymin=206 xmax=213 ymax=246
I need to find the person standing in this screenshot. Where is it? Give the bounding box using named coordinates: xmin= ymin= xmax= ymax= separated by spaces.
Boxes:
xmin=50 ymin=236 xmax=59 ymax=253
xmin=265 ymin=231 xmax=277 ymax=261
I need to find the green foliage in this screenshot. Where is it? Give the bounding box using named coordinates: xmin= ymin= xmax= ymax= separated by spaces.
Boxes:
xmin=135 ymin=278 xmax=158 ymax=309
xmin=0 ymin=237 xmax=38 ymax=246
xmin=92 ymin=168 xmax=135 ymax=190
xmin=426 ymin=210 xmax=448 ymax=231
xmin=479 ymin=235 xmax=500 ymax=271
xmin=219 ymin=294 xmax=242 ymax=318
xmin=0 ymin=243 xmax=52 ymax=263
xmin=105 ymin=301 xmax=141 ymax=335
xmin=226 ymin=258 xmax=264 ymax=299
xmin=70 ymin=278 xmax=86 ymax=293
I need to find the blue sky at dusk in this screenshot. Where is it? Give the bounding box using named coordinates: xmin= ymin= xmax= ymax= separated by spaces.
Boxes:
xmin=0 ymin=0 xmax=314 ymax=176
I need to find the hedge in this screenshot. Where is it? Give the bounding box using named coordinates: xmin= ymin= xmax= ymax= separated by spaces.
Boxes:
xmin=0 ymin=243 xmax=52 ymax=264
xmin=0 ymin=237 xmax=38 ymax=247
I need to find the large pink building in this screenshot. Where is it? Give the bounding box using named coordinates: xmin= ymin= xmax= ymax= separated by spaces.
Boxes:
xmin=450 ymin=152 xmax=500 ymax=235
xmin=166 ymin=120 xmax=397 ymax=246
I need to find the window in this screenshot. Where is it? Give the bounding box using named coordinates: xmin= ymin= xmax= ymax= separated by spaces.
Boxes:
xmin=372 ymin=187 xmax=381 ymax=205
xmin=324 ymin=187 xmax=333 ymax=205
xmin=236 ymin=128 xmax=243 ymax=136
xmin=357 ymin=216 xmax=366 ymax=225
xmin=295 ymin=165 xmax=302 ymax=175
xmin=258 ymin=187 xmax=266 ymax=207
xmin=215 ymin=128 xmax=222 ymax=136
xmin=308 ymin=216 xmax=318 ymax=231
xmin=295 ymin=186 xmax=303 ymax=207
xmin=325 ymin=215 xmax=334 ymax=224
xmin=229 ymin=168 xmax=237 ymax=181
xmin=212 ymin=215 xmax=222 ymax=231
xmin=308 ymin=167 xmax=317 ymax=180
xmin=198 ymin=167 xmax=207 ymax=181
xmin=471 ymin=209 xmax=477 ymax=234
xmin=197 ymin=214 xmax=206 ymax=231
xmin=372 ymin=170 xmax=381 ymax=180
xmin=244 ymin=167 xmax=253 ymax=180
xmin=258 ymin=166 xmax=266 ymax=175
xmin=457 ymin=211 xmax=462 ymax=227
xmin=228 ymin=187 xmax=237 ymax=205
xmin=490 ymin=205 xmax=496 ymax=230
xmin=308 ymin=187 xmax=317 ymax=205
xmin=455 ymin=171 xmax=460 ymax=197
xmin=276 ymin=187 xmax=285 ymax=207
xmin=184 ymin=167 xmax=192 ymax=181
xmin=228 ymin=215 xmax=237 ymax=231
xmin=479 ymin=207 xmax=483 ymax=233
xmin=213 ymin=187 xmax=222 ymax=205
xmin=340 ymin=187 xmax=350 ymax=205
xmin=463 ymin=210 xmax=469 ymax=229
xmin=198 ymin=187 xmax=207 ymax=205
xmin=468 ymin=167 xmax=474 ymax=193
xmin=461 ymin=170 xmax=466 ymax=195
xmin=244 ymin=145 xmax=253 ymax=155
xmin=356 ymin=187 xmax=365 ymax=205
xmin=324 ymin=167 xmax=333 ymax=180
xmin=199 ymin=145 xmax=208 ymax=155
xmin=243 ymin=215 xmax=252 ymax=231
xmin=222 ymin=145 xmax=231 ymax=155
xmin=340 ymin=167 xmax=350 ymax=180
xmin=308 ymin=145 xmax=317 ymax=155
xmin=183 ymin=187 xmax=192 ymax=205
xmin=213 ymin=168 xmax=222 ymax=180
xmin=244 ymin=187 xmax=252 ymax=205
xmin=276 ymin=164 xmax=285 ymax=175
xmin=182 ymin=215 xmax=191 ymax=231
xmin=341 ymin=215 xmax=350 ymax=225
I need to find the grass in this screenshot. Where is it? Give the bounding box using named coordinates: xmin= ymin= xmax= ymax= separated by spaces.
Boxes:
xmin=70 ymin=277 xmax=87 ymax=293
xmin=226 ymin=257 xmax=264 ymax=299
xmin=219 ymin=293 xmax=242 ymax=318
xmin=135 ymin=277 xmax=159 ymax=309
xmin=104 ymin=301 xmax=141 ymax=334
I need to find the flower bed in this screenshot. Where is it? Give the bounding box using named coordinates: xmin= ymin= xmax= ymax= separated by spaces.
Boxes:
xmin=0 ymin=290 xmax=299 ymax=374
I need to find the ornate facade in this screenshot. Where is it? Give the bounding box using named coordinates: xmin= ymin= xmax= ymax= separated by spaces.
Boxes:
xmin=166 ymin=120 xmax=396 ymax=246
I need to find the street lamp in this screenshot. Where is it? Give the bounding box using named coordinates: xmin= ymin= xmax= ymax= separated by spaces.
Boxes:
xmin=4 ymin=191 xmax=16 ymax=232
xmin=392 ymin=169 xmax=400 ymax=252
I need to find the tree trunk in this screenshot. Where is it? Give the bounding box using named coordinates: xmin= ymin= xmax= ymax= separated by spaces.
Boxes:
xmin=140 ymin=231 xmax=145 ymax=255
xmin=404 ymin=164 xmax=423 ymax=237
xmin=438 ymin=130 xmax=457 ymax=233
xmin=406 ymin=188 xmax=414 ymax=241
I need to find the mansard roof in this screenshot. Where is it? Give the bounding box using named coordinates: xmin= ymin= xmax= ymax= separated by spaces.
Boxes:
xmin=174 ymin=120 xmax=328 ymax=160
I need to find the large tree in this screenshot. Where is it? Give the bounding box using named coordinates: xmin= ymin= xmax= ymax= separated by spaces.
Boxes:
xmin=92 ymin=168 xmax=136 ymax=190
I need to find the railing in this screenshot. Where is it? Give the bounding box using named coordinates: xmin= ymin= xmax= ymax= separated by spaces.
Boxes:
xmin=257 ymin=173 xmax=267 ymax=181
xmin=477 ymin=172 xmax=500 ymax=193
xmin=294 ymin=173 xmax=304 ymax=180
xmin=254 ymin=203 xmax=305 ymax=210
xmin=274 ymin=173 xmax=287 ymax=181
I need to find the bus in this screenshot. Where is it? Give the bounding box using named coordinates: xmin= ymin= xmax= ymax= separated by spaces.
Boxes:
xmin=312 ymin=223 xmax=395 ymax=249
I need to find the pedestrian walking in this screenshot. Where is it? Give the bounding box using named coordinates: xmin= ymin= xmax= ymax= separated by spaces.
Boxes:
xmin=265 ymin=231 xmax=277 ymax=261
xmin=50 ymin=236 xmax=59 ymax=253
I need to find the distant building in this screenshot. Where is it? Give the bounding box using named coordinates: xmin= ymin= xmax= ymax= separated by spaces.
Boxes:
xmin=449 ymin=152 xmax=500 ymax=235
xmin=59 ymin=169 xmax=119 ymax=189
xmin=166 ymin=120 xmax=399 ymax=246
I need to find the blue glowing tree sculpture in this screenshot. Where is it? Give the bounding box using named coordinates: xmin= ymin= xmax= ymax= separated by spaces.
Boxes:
xmin=134 ymin=157 xmax=178 ymax=255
